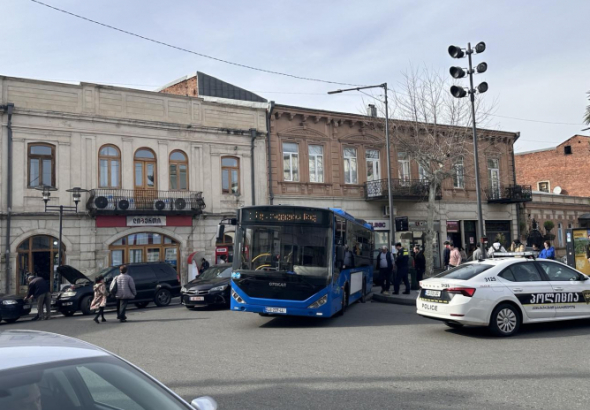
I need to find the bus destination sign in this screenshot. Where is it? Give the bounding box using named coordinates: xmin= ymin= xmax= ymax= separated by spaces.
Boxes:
xmin=242 ymin=209 xmax=326 ymax=224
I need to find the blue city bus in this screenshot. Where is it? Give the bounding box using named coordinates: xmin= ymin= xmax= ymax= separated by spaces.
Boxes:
xmin=230 ymin=205 xmax=374 ymax=318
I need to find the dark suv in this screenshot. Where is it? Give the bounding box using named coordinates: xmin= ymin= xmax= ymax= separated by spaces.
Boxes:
xmin=54 ymin=263 xmax=181 ymax=316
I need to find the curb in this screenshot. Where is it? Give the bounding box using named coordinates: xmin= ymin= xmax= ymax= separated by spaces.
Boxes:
xmin=372 ymin=293 xmax=417 ymax=306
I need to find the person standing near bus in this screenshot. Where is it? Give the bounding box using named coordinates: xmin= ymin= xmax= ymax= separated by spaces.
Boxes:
xmin=376 ymin=246 xmax=393 ymax=295
xmin=413 ymin=245 xmax=426 ymax=283
xmin=394 ymin=243 xmax=411 ymax=295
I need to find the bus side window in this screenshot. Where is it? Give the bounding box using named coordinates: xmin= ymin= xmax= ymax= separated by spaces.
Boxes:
xmin=335 ymin=218 xmax=347 ymax=246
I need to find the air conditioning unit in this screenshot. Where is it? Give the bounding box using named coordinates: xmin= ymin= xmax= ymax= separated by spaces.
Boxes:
xmin=383 ymin=205 xmax=390 ymax=217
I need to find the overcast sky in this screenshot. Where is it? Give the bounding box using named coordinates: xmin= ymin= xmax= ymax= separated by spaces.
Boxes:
xmin=1 ymin=0 xmax=588 ymax=152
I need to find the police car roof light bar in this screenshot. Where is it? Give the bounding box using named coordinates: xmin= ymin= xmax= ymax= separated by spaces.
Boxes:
xmin=491 ymin=252 xmax=536 ymax=260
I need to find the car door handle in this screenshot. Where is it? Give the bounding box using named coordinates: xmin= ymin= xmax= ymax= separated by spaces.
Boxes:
xmin=512 ymin=288 xmax=523 ymax=292
xmin=553 ymin=287 xmax=564 ymax=291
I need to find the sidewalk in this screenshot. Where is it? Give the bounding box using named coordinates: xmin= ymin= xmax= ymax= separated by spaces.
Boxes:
xmin=371 ymin=286 xmax=419 ymax=306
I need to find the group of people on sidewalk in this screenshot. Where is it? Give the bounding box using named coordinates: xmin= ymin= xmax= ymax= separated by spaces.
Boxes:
xmin=376 ymin=242 xmax=425 ymax=296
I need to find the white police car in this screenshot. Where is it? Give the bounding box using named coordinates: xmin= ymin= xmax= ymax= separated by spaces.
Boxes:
xmin=417 ymin=254 xmax=590 ymax=336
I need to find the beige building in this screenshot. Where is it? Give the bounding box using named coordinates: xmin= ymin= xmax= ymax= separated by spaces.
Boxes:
xmin=0 ymin=75 xmax=268 ymax=294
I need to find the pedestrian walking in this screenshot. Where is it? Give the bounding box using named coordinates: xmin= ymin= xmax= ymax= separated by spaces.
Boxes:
xmin=25 ymin=273 xmax=51 ymax=321
xmin=413 ymin=245 xmax=426 ymax=283
xmin=110 ymin=265 xmax=136 ymax=322
xmin=375 ymin=246 xmax=393 ymax=295
xmin=538 ymin=240 xmax=556 ymax=260
xmin=394 ymin=242 xmax=411 ymax=295
xmin=470 ymin=243 xmax=483 ymax=261
xmin=90 ymin=275 xmax=107 ymax=324
xmin=443 ymin=241 xmax=451 ymax=270
xmin=449 ymin=243 xmax=462 ymax=268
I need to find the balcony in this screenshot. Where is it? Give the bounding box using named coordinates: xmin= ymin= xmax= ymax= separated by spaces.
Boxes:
xmin=486 ymin=184 xmax=532 ymax=204
xmin=365 ymin=178 xmax=442 ymax=201
xmin=87 ymin=189 xmax=206 ymax=216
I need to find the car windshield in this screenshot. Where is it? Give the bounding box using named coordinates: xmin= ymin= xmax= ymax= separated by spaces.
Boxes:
xmin=236 ymin=224 xmax=331 ymax=278
xmin=198 ymin=265 xmax=231 ymax=281
xmin=436 ymin=263 xmax=493 ymax=280
xmin=84 ymin=267 xmax=114 ymax=283
xmin=0 ymin=356 xmax=190 ymax=410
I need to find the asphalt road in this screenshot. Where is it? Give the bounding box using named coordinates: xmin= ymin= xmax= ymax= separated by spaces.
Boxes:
xmin=5 ymin=299 xmax=590 ymax=410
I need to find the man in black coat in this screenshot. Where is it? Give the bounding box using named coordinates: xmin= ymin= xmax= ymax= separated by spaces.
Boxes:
xmin=394 ymin=243 xmax=411 ymax=295
xmin=25 ymin=273 xmax=51 ymax=321
xmin=443 ymin=241 xmax=451 ymax=270
xmin=375 ymin=246 xmax=393 ymax=295
xmin=413 ymin=245 xmax=426 ymax=283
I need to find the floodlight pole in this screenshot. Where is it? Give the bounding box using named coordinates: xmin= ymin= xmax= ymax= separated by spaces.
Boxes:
xmin=328 ymin=84 xmax=395 ymax=248
xmin=467 ymin=43 xmax=486 ymax=258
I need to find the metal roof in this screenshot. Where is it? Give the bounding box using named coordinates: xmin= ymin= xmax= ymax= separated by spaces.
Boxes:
xmin=197 ymin=72 xmax=266 ymax=102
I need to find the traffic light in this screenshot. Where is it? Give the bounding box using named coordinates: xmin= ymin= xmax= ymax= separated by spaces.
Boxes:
xmin=395 ymin=216 xmax=409 ymax=232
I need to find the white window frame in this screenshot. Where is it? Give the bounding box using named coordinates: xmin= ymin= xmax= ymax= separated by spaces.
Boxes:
xmin=418 ymin=163 xmax=427 ymax=182
xmin=537 ymin=181 xmax=550 ymax=193
xmin=308 ymin=145 xmax=324 ymax=183
xmin=453 ymin=157 xmax=465 ymax=189
xmin=366 ymin=149 xmax=381 ymax=182
xmin=397 ymin=152 xmax=410 ymax=186
xmin=343 ymin=147 xmax=358 ymax=185
xmin=282 ymin=142 xmax=299 ymax=182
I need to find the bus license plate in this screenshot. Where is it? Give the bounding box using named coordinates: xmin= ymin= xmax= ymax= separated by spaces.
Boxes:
xmin=264 ymin=307 xmax=287 ymax=314
xmin=425 ymin=290 xmax=441 ymax=297
xmin=190 ymin=296 xmax=204 ymax=301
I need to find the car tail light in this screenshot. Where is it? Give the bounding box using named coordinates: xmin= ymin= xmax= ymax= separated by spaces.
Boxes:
xmin=445 ymin=287 xmax=476 ymax=297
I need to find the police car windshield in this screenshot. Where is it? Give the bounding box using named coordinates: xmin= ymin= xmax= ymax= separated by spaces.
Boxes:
xmin=436 ymin=263 xmax=493 ymax=280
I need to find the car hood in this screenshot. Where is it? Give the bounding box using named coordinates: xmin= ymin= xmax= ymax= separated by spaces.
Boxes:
xmin=0 ymin=293 xmax=23 ymax=301
xmin=57 ymin=265 xmax=91 ymax=284
xmin=185 ymin=277 xmax=230 ymax=290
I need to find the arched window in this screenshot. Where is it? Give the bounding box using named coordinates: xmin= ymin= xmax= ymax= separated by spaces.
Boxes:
xmin=28 ymin=143 xmax=55 ymax=187
xmin=134 ymin=148 xmax=157 ymax=189
xmin=221 ymin=157 xmax=240 ymax=194
xmin=99 ymin=145 xmax=121 ymax=188
xmin=169 ymin=150 xmax=188 ymax=190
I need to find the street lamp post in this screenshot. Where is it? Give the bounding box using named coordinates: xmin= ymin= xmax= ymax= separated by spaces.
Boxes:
xmin=35 ymin=186 xmax=89 ymax=290
xmin=448 ymin=41 xmax=488 ymax=257
xmin=328 ymin=84 xmax=395 ymax=247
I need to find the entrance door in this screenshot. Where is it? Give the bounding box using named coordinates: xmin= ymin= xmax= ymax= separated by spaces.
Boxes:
xmin=16 ymin=235 xmax=65 ymax=294
xmin=488 ymin=159 xmax=500 ymax=199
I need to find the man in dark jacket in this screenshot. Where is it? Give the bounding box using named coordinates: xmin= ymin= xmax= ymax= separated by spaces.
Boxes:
xmin=413 ymin=245 xmax=426 ymax=283
xmin=25 ymin=273 xmax=51 ymax=321
xmin=394 ymin=243 xmax=411 ymax=294
xmin=110 ymin=265 xmax=136 ymax=322
xmin=443 ymin=241 xmax=451 ymax=270
xmin=375 ymin=246 xmax=393 ymax=295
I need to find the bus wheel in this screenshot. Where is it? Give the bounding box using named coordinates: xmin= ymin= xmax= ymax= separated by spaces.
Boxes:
xmin=338 ymin=285 xmax=349 ymax=316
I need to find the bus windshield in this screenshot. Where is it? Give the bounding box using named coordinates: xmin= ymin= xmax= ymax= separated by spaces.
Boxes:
xmin=237 ymin=224 xmax=331 ymax=278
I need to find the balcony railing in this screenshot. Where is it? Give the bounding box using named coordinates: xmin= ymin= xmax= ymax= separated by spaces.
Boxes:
xmin=486 ymin=184 xmax=532 ymax=204
xmin=87 ymin=189 xmax=206 ymax=215
xmin=365 ymin=178 xmax=442 ymax=201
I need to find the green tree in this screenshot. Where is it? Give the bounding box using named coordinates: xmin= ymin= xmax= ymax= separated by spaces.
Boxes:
xmin=543 ymin=220 xmax=555 ymax=233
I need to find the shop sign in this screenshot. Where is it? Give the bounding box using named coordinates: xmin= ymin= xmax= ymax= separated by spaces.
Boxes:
xmin=446 ymin=221 xmax=460 ymax=233
xmin=409 ymin=220 xmax=441 ymax=232
xmin=366 ymin=220 xmax=390 ymax=231
xmin=126 ymin=216 xmax=166 ymax=227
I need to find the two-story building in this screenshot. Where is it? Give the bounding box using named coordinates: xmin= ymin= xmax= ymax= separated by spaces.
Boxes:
xmin=0 ymin=75 xmax=268 ymax=294
xmin=267 ymin=104 xmax=528 ymax=266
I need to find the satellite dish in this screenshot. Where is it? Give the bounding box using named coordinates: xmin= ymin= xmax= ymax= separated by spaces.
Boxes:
xmin=553 ymin=186 xmax=562 ymax=194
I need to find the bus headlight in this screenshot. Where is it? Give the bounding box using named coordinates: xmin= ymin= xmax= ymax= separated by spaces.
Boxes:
xmin=231 ymin=289 xmax=244 ymax=304
xmin=308 ymin=295 xmax=328 ymax=309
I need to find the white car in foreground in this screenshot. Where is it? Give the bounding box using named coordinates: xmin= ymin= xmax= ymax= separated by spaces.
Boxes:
xmin=417 ymin=256 xmax=590 ymax=336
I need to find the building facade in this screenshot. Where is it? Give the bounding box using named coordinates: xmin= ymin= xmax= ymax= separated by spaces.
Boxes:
xmin=515 ymin=135 xmax=590 ymax=196
xmin=268 ymin=104 xmax=527 ymax=266
xmin=0 ymin=75 xmax=268 ymax=294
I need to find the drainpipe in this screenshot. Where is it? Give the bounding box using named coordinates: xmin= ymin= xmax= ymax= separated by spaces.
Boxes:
xmin=512 ymin=132 xmax=520 ymax=239
xmin=250 ymin=128 xmax=257 ymax=206
xmin=2 ymin=103 xmax=14 ymax=294
xmin=266 ymin=101 xmax=275 ymax=205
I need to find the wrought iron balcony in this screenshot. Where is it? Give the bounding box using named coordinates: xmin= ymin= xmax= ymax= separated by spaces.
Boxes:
xmin=365 ymin=178 xmax=442 ymax=201
xmin=486 ymin=184 xmax=532 ymax=204
xmin=87 ymin=189 xmax=206 ymax=215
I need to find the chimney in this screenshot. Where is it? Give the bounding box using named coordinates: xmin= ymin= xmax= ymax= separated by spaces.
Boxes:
xmin=367 ymin=104 xmax=377 ymax=117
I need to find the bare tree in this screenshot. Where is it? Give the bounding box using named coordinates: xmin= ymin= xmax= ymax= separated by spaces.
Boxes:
xmin=368 ymin=66 xmax=492 ymax=277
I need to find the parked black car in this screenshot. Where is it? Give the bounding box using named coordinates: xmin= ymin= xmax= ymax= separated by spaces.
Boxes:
xmin=181 ymin=264 xmax=232 ymax=308
xmin=54 ymin=263 xmax=181 ymax=316
xmin=0 ymin=294 xmax=31 ymax=323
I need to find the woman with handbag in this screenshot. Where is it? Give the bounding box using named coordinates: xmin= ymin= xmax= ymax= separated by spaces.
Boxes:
xmin=90 ymin=275 xmax=107 ymax=324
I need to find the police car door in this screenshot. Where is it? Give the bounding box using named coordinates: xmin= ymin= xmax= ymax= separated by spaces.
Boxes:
xmin=500 ymin=262 xmax=555 ymax=320
xmin=536 ymin=260 xmax=590 ymax=318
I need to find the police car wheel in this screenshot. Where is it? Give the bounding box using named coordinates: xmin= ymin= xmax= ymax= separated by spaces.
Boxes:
xmin=489 ymin=303 xmax=521 ymax=337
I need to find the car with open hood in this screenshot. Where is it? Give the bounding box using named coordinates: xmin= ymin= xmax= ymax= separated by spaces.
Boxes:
xmin=0 ymin=294 xmax=31 ymax=323
xmin=181 ymin=264 xmax=232 ymax=308
xmin=54 ymin=263 xmax=181 ymax=316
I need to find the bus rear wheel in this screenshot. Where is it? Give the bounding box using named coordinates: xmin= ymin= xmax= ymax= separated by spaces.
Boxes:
xmin=338 ymin=285 xmax=349 ymax=316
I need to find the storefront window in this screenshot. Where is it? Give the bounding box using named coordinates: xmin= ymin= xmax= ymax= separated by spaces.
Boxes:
xmin=110 ymin=233 xmax=179 ymax=270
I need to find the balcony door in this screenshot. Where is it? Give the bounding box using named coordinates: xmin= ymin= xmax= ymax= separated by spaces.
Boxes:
xmin=488 ymin=158 xmax=500 ymax=199
xmin=366 ymin=149 xmax=382 ymax=197
xmin=134 ymin=148 xmax=157 ymax=209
